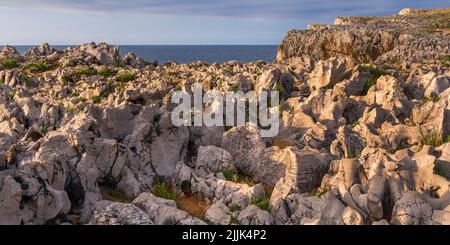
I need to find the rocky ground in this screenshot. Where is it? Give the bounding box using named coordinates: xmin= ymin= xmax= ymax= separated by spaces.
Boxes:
xmin=0 ymin=8 xmax=449 ymax=225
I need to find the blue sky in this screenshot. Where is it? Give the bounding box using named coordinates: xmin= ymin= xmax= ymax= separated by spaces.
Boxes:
xmin=0 ymin=0 xmax=449 ymax=45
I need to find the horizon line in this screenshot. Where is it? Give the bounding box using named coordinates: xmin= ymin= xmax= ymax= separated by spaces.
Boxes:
xmin=1 ymin=44 xmax=280 ymax=46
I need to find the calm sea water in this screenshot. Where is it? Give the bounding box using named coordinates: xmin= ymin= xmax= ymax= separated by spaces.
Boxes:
xmin=8 ymin=45 xmax=278 ymax=64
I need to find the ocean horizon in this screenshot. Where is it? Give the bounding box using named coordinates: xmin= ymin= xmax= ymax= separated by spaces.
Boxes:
xmin=2 ymin=45 xmax=278 ymax=64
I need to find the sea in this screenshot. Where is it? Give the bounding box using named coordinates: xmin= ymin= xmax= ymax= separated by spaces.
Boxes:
xmin=6 ymin=45 xmax=278 ymax=64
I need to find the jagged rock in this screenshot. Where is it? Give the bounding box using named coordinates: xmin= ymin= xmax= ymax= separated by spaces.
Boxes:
xmin=277 ymin=10 xmax=450 ymax=69
xmin=372 ymin=219 xmax=389 ymax=225
xmin=237 ymin=205 xmax=274 ymax=225
xmin=254 ymin=68 xmax=295 ymax=98
xmin=307 ymin=57 xmax=355 ymax=90
xmin=205 ymin=201 xmax=232 ymax=225
xmin=221 ymin=123 xmax=265 ymax=177
xmin=270 ymin=147 xmax=332 ymax=206
xmin=0 ymin=45 xmax=22 ymax=61
xmin=271 ymin=193 xmax=324 ymax=225
xmin=436 ymin=143 xmax=450 ymax=179
xmin=391 ymin=191 xmax=433 ymax=225
xmin=122 ymin=52 xmax=146 ymax=68
xmin=342 ymin=206 xmax=365 ymax=225
xmin=256 ymin=146 xmax=291 ymax=187
xmin=431 ymin=205 xmax=450 ymax=225
xmin=133 ymin=192 xmax=206 ymax=225
xmin=195 ymin=146 xmax=234 ymax=177
xmin=223 ymin=183 xmax=266 ymax=210
xmin=24 ymin=43 xmax=58 ymax=57
xmin=0 ymin=175 xmax=23 ymax=225
xmin=89 ymin=201 xmax=153 ymax=225
xmin=411 ymin=89 xmax=450 ymax=140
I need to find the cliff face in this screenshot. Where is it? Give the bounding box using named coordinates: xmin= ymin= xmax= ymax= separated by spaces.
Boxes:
xmin=277 ymin=8 xmax=450 ymax=69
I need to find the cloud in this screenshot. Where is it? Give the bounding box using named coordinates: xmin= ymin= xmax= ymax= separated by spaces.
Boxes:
xmin=0 ymin=0 xmax=449 ymax=20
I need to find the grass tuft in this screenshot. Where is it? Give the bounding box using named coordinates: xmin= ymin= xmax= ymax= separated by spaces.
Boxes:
xmin=116 ymin=72 xmax=136 ymax=83
xmin=251 ymin=197 xmax=270 ymax=211
xmin=153 ymin=180 xmax=178 ymax=201
xmin=1 ymin=58 xmax=20 ymax=69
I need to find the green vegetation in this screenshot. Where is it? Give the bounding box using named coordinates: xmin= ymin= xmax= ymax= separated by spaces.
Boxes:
xmin=346 ymin=148 xmax=359 ymax=159
xmin=221 ymin=169 xmax=239 ymax=183
xmin=229 ymin=206 xmax=241 ymax=213
xmin=224 ymin=67 xmax=236 ymax=76
xmin=73 ymin=66 xmax=97 ymax=76
xmin=434 ymin=163 xmax=449 ymax=180
xmin=312 ymin=186 xmax=331 ymax=197
xmin=251 ymin=197 xmax=270 ymax=211
xmin=363 ymin=78 xmax=376 ymax=95
xmin=92 ymin=96 xmax=102 ymax=104
xmin=66 ymin=105 xmax=78 ymax=112
xmin=1 ymin=58 xmax=20 ymax=69
xmin=275 ymin=83 xmax=285 ymax=93
xmin=173 ymin=84 xmax=182 ymax=91
xmin=230 ymin=216 xmax=240 ymax=225
xmin=323 ymin=84 xmax=334 ymax=90
xmin=25 ymin=61 xmax=53 ymax=73
xmin=420 ymin=131 xmax=449 ymax=147
xmin=422 ymin=95 xmax=441 ymax=105
xmin=41 ymin=127 xmax=48 ymax=135
xmin=99 ymin=67 xmax=116 ymax=77
xmin=443 ymin=55 xmax=450 ymax=68
xmin=0 ymin=78 xmax=4 ymax=85
xmin=74 ymin=97 xmax=87 ymax=104
xmin=361 ymin=65 xmax=387 ymax=95
xmin=100 ymin=90 xmax=110 ymax=98
xmin=115 ymin=60 xmax=124 ymax=68
xmin=116 ymin=72 xmax=136 ymax=83
xmin=153 ymin=180 xmax=178 ymax=201
xmin=227 ymin=84 xmax=238 ymax=92
xmin=61 ymin=75 xmax=73 ymax=84
xmin=362 ymin=65 xmax=387 ymax=78
xmin=34 ymin=101 xmax=43 ymax=108
xmin=20 ymin=74 xmax=32 ymax=87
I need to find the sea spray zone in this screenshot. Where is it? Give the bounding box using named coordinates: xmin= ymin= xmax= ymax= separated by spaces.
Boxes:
xmin=171 ymin=83 xmax=280 ymax=137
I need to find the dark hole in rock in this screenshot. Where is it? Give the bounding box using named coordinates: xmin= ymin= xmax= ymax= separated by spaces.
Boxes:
xmin=65 ymin=171 xmax=85 ymax=207
xmin=181 ymin=180 xmax=192 ymax=196
xmin=98 ymin=174 xmax=118 ymax=189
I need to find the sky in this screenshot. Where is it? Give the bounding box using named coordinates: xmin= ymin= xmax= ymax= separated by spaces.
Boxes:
xmin=0 ymin=0 xmax=449 ymax=45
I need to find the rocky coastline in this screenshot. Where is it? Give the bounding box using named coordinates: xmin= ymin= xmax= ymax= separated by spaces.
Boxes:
xmin=0 ymin=8 xmax=449 ymax=225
